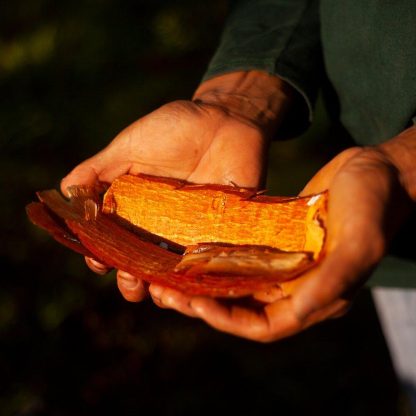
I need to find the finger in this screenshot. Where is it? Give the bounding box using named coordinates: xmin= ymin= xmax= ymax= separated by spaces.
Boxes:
xmin=328 ymin=300 xmax=351 ymax=319
xmin=291 ymin=245 xmax=373 ymax=321
xmin=60 ymin=148 xmax=132 ymax=196
xmin=191 ymin=291 xmax=349 ymax=342
xmin=299 ymin=147 xmax=361 ymax=196
xmin=117 ymin=270 xmax=148 ymax=302
xmin=279 ymin=268 xmax=315 ymax=296
xmin=280 ymin=264 xmax=351 ymax=317
xmin=190 ymin=296 xmax=302 ymax=342
xmin=252 ymin=285 xmax=284 ymax=303
xmin=149 ymin=284 xmax=198 ymax=318
xmin=61 ymin=163 xmax=100 ymax=197
xmin=302 ymin=298 xmax=351 ymax=327
xmin=85 ymin=256 xmax=112 ymax=275
xmin=280 ymin=265 xmax=351 ymax=321
xmin=148 ymin=284 xmax=175 ymax=309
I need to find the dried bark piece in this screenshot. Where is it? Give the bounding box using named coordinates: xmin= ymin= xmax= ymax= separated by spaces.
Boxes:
xmin=26 ymin=202 xmax=94 ymax=258
xmin=175 ymin=243 xmax=313 ymax=277
xmin=26 ymin=174 xmax=328 ymax=297
xmin=103 ymin=174 xmax=326 ymax=258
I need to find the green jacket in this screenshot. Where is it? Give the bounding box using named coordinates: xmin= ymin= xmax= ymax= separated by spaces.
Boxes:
xmin=203 ymin=0 xmax=416 ymax=287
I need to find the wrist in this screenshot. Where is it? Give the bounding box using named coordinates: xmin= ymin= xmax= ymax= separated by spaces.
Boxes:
xmin=378 ymin=125 xmax=416 ymax=201
xmin=193 ymin=71 xmax=296 ymax=137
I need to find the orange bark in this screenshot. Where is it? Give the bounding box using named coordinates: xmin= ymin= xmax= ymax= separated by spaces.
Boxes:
xmin=103 ymin=174 xmax=327 ymax=258
xmin=26 ymin=174 xmax=328 ymax=298
xmin=103 ymin=175 xmax=326 ymax=257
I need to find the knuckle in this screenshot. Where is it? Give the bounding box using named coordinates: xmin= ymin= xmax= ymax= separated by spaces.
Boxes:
xmin=338 ymin=146 xmax=363 ymax=161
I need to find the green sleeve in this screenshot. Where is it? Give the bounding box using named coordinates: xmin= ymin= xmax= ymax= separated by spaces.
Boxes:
xmin=203 ymin=0 xmax=323 ymax=137
xmin=367 ymin=256 xmax=416 ymax=289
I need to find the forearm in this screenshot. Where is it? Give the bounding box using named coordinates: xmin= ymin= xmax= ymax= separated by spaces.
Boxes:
xmin=202 ymin=0 xmax=322 ymax=138
xmin=193 ymin=70 xmax=297 ymax=137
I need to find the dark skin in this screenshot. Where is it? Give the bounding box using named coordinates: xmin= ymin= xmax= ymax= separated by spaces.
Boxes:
xmin=61 ymin=71 xmax=416 ymax=342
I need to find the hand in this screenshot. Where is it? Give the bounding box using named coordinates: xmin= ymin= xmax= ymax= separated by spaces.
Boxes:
xmin=146 ymin=129 xmax=415 ymax=341
xmin=61 ymin=71 xmax=295 ymax=302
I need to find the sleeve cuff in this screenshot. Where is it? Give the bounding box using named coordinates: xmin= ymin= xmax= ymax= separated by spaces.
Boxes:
xmin=202 ymin=59 xmax=314 ymax=139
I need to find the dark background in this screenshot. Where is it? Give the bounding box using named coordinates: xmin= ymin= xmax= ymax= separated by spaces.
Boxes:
xmin=0 ymin=1 xmax=403 ymax=414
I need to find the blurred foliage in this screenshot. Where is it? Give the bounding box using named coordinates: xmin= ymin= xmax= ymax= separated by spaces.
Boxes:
xmin=0 ymin=0 xmax=402 ymax=415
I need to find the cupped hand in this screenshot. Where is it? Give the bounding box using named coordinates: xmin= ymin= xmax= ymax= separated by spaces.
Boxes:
xmin=61 ymin=99 xmax=269 ymax=301
xmin=146 ymin=144 xmax=414 ymax=341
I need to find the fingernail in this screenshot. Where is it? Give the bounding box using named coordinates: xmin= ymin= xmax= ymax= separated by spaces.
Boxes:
xmin=121 ymin=279 xmax=139 ymax=290
xmin=90 ymin=259 xmax=107 ymax=269
xmin=118 ymin=272 xmax=139 ymax=289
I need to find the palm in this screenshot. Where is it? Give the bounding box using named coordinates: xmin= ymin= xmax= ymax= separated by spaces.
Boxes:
xmin=61 ymin=99 xmax=269 ymax=301
xmin=61 ymin=100 xmax=267 ymax=193
xmin=285 ymin=147 xmax=410 ymax=314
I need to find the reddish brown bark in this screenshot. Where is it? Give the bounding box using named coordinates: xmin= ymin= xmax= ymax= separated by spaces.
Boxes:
xmin=26 ymin=174 xmax=327 ymax=298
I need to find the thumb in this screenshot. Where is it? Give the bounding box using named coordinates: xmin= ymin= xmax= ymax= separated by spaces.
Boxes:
xmin=60 ymin=163 xmax=100 ymax=197
xmin=291 ymin=244 xmax=376 ymax=321
xmin=60 ymin=147 xmax=132 ymax=197
xmin=299 ymin=148 xmax=362 ymax=196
